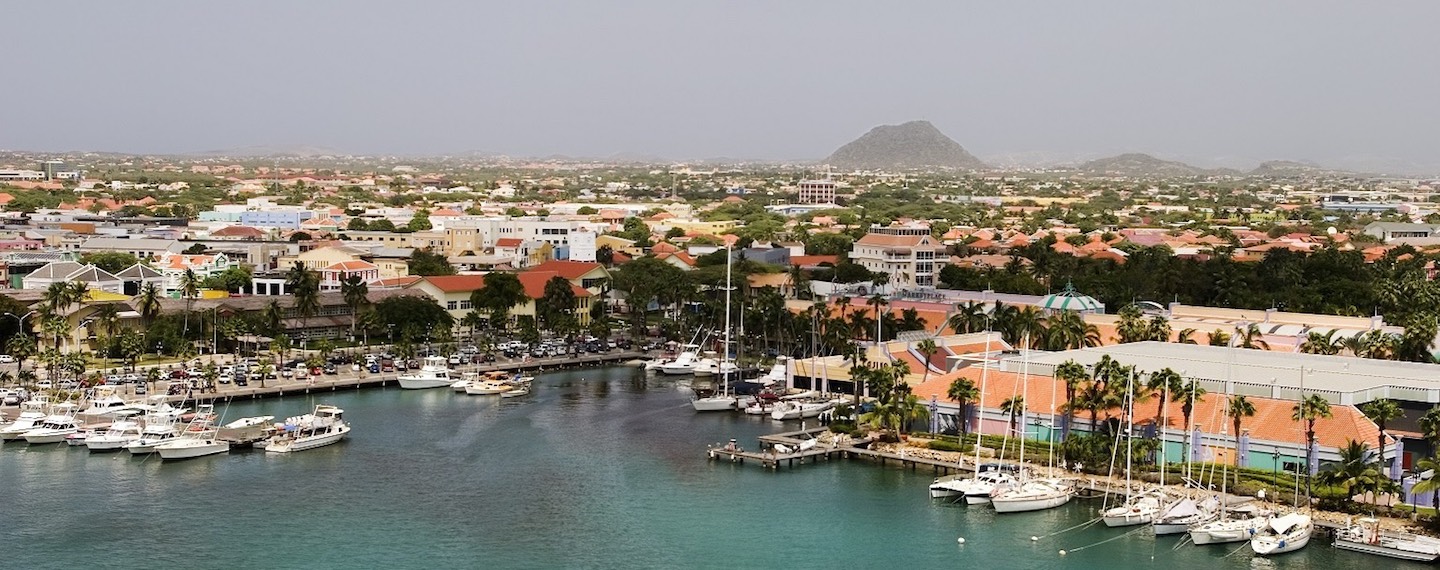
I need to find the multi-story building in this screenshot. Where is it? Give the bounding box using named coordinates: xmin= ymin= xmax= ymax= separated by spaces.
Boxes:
xmin=850 ymin=227 xmax=945 ymax=289
xmin=796 ymin=179 xmax=837 ymax=204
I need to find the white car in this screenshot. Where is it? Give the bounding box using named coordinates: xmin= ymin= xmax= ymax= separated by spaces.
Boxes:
xmin=0 ymin=354 xmax=15 ymax=364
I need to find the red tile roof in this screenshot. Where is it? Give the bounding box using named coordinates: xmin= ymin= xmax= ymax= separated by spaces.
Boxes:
xmin=525 ymin=260 xmax=603 ymax=280
xmin=790 ymin=255 xmax=838 ymax=267
xmin=495 ymin=238 xmax=524 ymax=248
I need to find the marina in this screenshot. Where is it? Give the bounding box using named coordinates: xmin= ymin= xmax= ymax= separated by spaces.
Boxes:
xmin=0 ymin=365 xmax=1430 ymax=568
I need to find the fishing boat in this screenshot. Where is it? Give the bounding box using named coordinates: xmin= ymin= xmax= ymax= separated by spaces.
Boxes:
xmin=154 ymin=405 xmax=227 ymax=460
xmin=0 ymin=399 xmax=51 ymax=441
xmin=1249 ymin=512 xmax=1313 ymax=556
xmin=80 ymin=387 xmax=137 ymax=417
xmin=659 ymin=344 xmax=703 ymax=375
xmin=1334 ymin=517 xmax=1440 ymax=562
xmin=397 ymin=356 xmax=453 ymax=389
xmin=265 ymin=405 xmax=349 ymax=453
xmin=21 ymin=403 xmax=82 ymax=444
xmin=85 ymin=410 xmax=145 ymax=452
xmin=125 ymin=403 xmax=187 ymax=455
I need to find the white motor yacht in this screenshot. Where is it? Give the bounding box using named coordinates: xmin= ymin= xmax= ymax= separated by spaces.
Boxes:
xmin=86 ymin=410 xmax=145 ymax=452
xmin=692 ymin=393 xmax=740 ymax=411
xmin=1249 ymin=512 xmax=1312 ymax=556
xmin=1152 ymin=496 xmax=1220 ymax=535
xmin=769 ymin=400 xmax=835 ymax=421
xmin=451 ymin=372 xmax=480 ymax=392
xmin=80 ymin=389 xmax=133 ymax=417
xmin=155 ymin=405 xmax=227 ymax=460
xmin=1335 ymin=516 xmax=1440 ymax=562
xmin=658 ymin=345 xmax=702 ymax=375
xmin=124 ymin=405 xmax=186 ymax=454
xmin=397 ymin=356 xmax=453 ymax=389
xmin=22 ymin=404 xmax=83 ymax=445
xmin=1101 ymin=490 xmax=1166 ymax=527
xmin=0 ymin=410 xmax=48 ymax=441
xmin=265 ymin=405 xmax=349 ymax=453
xmin=990 ymin=478 xmax=1075 ymax=513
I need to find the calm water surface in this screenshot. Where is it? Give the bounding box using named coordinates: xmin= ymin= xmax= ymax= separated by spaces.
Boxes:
xmin=0 ymin=367 xmax=1425 ymax=569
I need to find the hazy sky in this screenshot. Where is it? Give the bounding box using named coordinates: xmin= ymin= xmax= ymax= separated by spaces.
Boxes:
xmin=5 ymin=2 xmax=1438 ymax=171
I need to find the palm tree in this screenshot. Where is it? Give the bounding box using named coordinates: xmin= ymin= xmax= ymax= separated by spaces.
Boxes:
xmin=1146 ymin=315 xmax=1171 ymax=342
xmin=896 ymin=393 xmax=929 ymax=435
xmin=947 ymin=378 xmax=980 ymax=435
xmin=5 ymin=334 xmax=36 ymax=375
xmin=1300 ymin=330 xmax=1341 ymax=355
xmin=1000 ymin=395 xmax=1024 ymax=439
xmin=1293 ymin=394 xmax=1333 ymax=473
xmin=262 ymin=300 xmax=285 ymax=338
xmin=1178 ymin=380 xmax=1207 ymax=434
xmin=1317 ymin=440 xmax=1398 ymax=501
xmin=865 ymin=294 xmax=888 ymax=341
xmin=1361 ymin=398 xmax=1404 ymax=469
xmin=291 ymin=274 xmax=321 ymax=342
xmin=1340 ymin=333 xmax=1369 ymax=358
xmin=340 ymin=274 xmax=369 ymax=340
xmin=916 ymin=338 xmax=939 ymax=385
xmin=1115 ymin=305 xmax=1148 ymax=343
xmin=136 ymin=282 xmax=162 ymax=327
xmin=1042 ymin=311 xmax=1100 ymax=350
xmin=1206 ymin=329 xmax=1231 ymax=346
xmin=1234 ymin=323 xmax=1269 ymax=350
xmin=947 ymin=301 xmax=988 ymax=334
xmin=1420 ymin=407 xmax=1440 ymax=449
xmin=1175 ymin=327 xmax=1198 ymax=344
xmin=179 ymin=268 xmax=202 ymax=338
xmin=1227 ymin=395 xmax=1256 ymax=469
xmin=1146 ymin=368 xmax=1184 ymax=428
xmin=1054 ymin=359 xmax=1089 ymax=435
xmin=1412 ymin=454 xmax=1440 ymax=510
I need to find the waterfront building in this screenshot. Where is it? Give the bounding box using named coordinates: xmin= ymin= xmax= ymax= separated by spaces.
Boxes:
xmin=849 ymin=228 xmax=945 ymax=289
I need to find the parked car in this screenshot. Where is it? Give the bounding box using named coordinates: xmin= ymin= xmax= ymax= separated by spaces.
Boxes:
xmin=368 ymin=363 xmax=380 ymax=373
xmin=133 ymin=383 xmax=147 ymax=395
xmin=280 ymin=368 xmax=294 ymax=379
xmin=323 ymin=364 xmax=337 ymax=375
xmin=0 ymin=354 xmax=15 ymax=364
xmin=217 ymin=373 xmax=233 ymax=384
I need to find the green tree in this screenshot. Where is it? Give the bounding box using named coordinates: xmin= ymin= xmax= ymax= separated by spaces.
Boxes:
xmin=79 ymin=251 xmax=140 ymax=273
xmin=1227 ymin=395 xmax=1256 ymax=469
xmin=137 ymin=282 xmax=163 ymax=327
xmin=179 ymin=268 xmax=202 ymax=338
xmin=346 ymin=217 xmax=369 ymax=231
xmin=407 ymin=209 xmax=433 ymax=232
xmin=1054 ymin=359 xmax=1089 ymax=435
xmin=946 ymin=378 xmax=980 ymax=435
xmin=1000 ymin=395 xmax=1025 ymax=439
xmin=1115 ymin=305 xmax=1148 ymax=343
xmin=408 ymin=248 xmax=457 ymax=276
xmin=474 ymin=272 xmax=526 ymax=330
xmin=340 ymin=274 xmax=369 ymax=339
xmin=1361 ymin=398 xmax=1404 ymax=469
xmin=1293 ymin=394 xmax=1333 ymax=473
xmin=1234 ymin=323 xmax=1270 ymax=350
xmin=536 ymin=276 xmax=578 ymax=337
xmin=576 ymin=206 xmax=597 ymax=215
xmin=916 ymin=338 xmax=939 ymax=385
xmin=370 ymin=219 xmax=396 ymax=232
xmin=1146 ymin=368 xmax=1184 ymax=428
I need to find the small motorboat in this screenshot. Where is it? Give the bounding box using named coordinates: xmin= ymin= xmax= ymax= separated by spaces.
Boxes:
xmin=1249 ymin=512 xmax=1312 ymax=556
xmin=501 ymin=386 xmax=531 ymax=398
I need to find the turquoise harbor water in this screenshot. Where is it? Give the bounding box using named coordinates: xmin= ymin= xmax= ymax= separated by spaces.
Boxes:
xmin=0 ymin=366 xmax=1427 ymax=569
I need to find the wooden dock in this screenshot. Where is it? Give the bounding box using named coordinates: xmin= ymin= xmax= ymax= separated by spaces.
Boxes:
xmin=147 ymin=351 xmax=648 ymax=405
xmin=709 ymin=428 xmax=969 ymax=473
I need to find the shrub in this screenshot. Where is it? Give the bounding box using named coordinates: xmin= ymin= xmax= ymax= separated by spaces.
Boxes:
xmin=928 ymin=440 xmax=968 ymax=453
xmin=829 ymin=421 xmax=856 ymax=435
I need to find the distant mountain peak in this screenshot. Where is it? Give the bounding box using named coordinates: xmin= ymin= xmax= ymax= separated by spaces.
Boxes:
xmin=1074 ymin=153 xmax=1222 ymax=177
xmin=824 ymin=120 xmax=986 ymax=170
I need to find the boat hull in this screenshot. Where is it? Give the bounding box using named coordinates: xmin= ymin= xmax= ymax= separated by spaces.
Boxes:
xmin=23 ymin=429 xmax=77 ymax=444
xmin=1190 ymin=519 xmax=1266 ymax=545
xmin=692 ymin=397 xmax=737 ymax=412
xmin=156 ymin=441 xmax=229 ymax=460
xmin=1335 ymin=538 xmax=1440 ymax=562
xmin=1251 ymin=531 xmax=1310 ymax=555
xmin=266 ymin=426 xmax=348 ymax=453
xmin=85 ymin=437 xmax=134 ymax=452
xmin=991 ymin=486 xmax=1073 ymax=513
xmin=397 ymin=377 xmax=452 ymax=390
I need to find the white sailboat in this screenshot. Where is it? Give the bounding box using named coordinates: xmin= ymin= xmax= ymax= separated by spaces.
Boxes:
xmin=397 ymin=356 xmax=453 ymax=389
xmin=693 ymin=248 xmax=743 ymax=412
xmin=1249 ymin=512 xmax=1313 ymax=555
xmin=990 ymin=334 xmax=1075 ymax=513
xmin=1334 ymin=517 xmax=1440 ymax=562
xmin=1152 ymin=495 xmax=1220 ymax=535
xmin=1102 ymin=370 xmax=1166 ymax=527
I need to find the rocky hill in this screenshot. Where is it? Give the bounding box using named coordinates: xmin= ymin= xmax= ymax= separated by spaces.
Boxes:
xmin=824 ymin=121 xmax=986 ymax=170
xmin=1073 ymin=153 xmax=1226 ymax=177
xmin=1247 ymin=160 xmax=1356 ymax=178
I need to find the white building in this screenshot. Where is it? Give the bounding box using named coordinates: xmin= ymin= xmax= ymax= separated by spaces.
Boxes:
xmin=850 ymin=228 xmax=945 ymax=289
